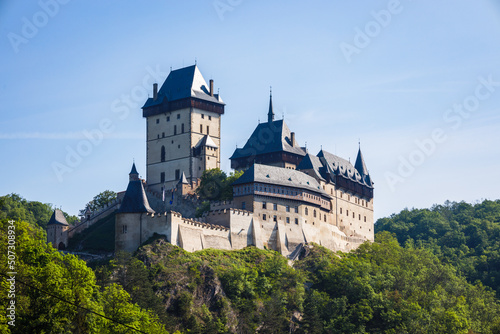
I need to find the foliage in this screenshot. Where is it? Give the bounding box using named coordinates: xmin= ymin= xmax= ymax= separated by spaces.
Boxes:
xmin=375 ymin=199 xmax=500 ymax=297
xmin=82 ymin=190 xmax=117 ymax=213
xmin=0 ymin=219 xmax=167 ymax=333
xmin=295 ymin=234 xmax=500 ymax=334
xmin=0 ymin=193 xmax=78 ymax=229
xmin=196 ymin=168 xmax=243 ymax=202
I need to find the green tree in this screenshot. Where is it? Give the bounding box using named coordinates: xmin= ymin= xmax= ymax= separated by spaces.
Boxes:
xmin=0 ymin=219 xmax=166 ymax=333
xmin=83 ymin=190 xmax=117 ymax=212
xmin=196 ymin=168 xmax=243 ymax=201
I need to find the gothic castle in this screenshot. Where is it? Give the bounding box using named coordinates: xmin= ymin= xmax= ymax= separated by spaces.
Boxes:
xmin=47 ymin=64 xmax=374 ymax=257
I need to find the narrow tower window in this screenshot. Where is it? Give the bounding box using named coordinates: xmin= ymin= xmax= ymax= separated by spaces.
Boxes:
xmin=174 ymin=125 xmax=177 ymax=135
xmin=161 ymin=146 xmax=165 ymax=162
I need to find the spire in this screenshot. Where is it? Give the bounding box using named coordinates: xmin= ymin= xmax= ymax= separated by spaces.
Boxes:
xmin=129 ymin=162 xmax=139 ymax=181
xmin=354 ymin=146 xmax=369 ymax=176
xmin=268 ymin=87 xmax=274 ymax=123
xmin=119 ymin=165 xmax=154 ymax=214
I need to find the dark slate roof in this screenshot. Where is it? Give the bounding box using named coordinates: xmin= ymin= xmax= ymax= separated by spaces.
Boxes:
xmin=297 ymin=153 xmax=325 ymax=181
xmin=47 ymin=209 xmax=69 ymax=226
xmin=354 ymin=148 xmax=369 ymax=176
xmin=118 ymin=179 xmax=155 ymax=214
xmin=143 ymin=65 xmax=223 ymax=109
xmin=130 ymin=162 xmax=138 ymax=175
xmin=318 ymin=150 xmax=373 ymax=188
xmin=232 ymin=163 xmax=330 ymax=197
xmin=230 ymin=120 xmax=306 ymax=160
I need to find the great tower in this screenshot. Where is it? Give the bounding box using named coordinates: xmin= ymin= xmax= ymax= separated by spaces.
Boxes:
xmin=142 ymin=65 xmax=225 ymax=193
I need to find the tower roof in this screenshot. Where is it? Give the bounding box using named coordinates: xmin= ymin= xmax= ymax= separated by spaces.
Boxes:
xmin=143 ymin=65 xmax=224 ymax=109
xmin=47 ymin=209 xmax=69 ymax=226
xmin=130 ymin=162 xmax=138 ymax=176
xmin=230 ymin=119 xmax=306 ymax=161
xmin=354 ymin=147 xmax=369 ymax=176
xmin=118 ymin=166 xmax=154 ymax=214
xmin=195 ymin=134 xmax=218 ymax=149
xmin=318 ymin=149 xmax=373 ymax=188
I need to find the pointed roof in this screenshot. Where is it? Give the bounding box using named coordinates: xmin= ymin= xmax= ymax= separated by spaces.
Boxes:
xmin=47 ymin=209 xmax=69 ymax=226
xmin=354 ymin=147 xmax=369 ymax=176
xmin=268 ymin=90 xmax=274 ymax=123
xmin=143 ymin=65 xmax=223 ymax=109
xmin=130 ymin=162 xmax=138 ymax=176
xmin=318 ymin=149 xmax=373 ymax=188
xmin=297 ymin=153 xmax=325 ymax=181
xmin=230 ymin=120 xmax=306 ymax=160
xmin=118 ymin=166 xmax=154 ymax=214
xmin=179 ymin=172 xmax=189 ymax=184
xmin=195 ymin=134 xmax=218 ymax=149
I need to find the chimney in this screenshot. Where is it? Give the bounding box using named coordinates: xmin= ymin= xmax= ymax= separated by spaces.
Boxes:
xmin=209 ymin=79 xmax=214 ymax=96
xmin=153 ymin=83 xmax=158 ymax=100
xmin=290 ymin=132 xmax=295 ymax=147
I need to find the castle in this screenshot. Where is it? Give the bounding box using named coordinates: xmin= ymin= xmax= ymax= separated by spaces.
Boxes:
xmin=47 ymin=64 xmax=374 ymax=257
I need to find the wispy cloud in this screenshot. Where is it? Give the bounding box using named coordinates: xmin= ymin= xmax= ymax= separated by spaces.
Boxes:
xmin=0 ymin=132 xmax=143 ymax=140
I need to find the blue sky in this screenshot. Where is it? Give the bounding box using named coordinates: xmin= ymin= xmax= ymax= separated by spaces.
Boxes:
xmin=1 ymin=0 xmax=499 ymax=219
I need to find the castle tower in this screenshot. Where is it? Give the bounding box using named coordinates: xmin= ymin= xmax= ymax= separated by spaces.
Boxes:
xmin=46 ymin=209 xmax=69 ymax=250
xmin=230 ymin=93 xmax=306 ymax=170
xmin=142 ymin=65 xmax=225 ymax=193
xmin=116 ymin=163 xmax=155 ymax=252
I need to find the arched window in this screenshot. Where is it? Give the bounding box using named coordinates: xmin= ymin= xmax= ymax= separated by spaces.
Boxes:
xmin=161 ymin=146 xmax=165 ymax=162
xmin=313 ymin=210 xmax=317 ymax=218
xmin=305 ymin=207 xmax=309 ymax=215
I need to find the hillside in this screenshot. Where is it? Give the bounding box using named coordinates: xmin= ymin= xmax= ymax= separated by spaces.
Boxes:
xmin=376 ymin=199 xmax=500 ymax=297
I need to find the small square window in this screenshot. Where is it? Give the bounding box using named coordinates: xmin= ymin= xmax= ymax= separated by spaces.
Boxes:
xmin=208 ymin=115 xmax=212 ymax=120
xmin=156 ymin=119 xmax=159 ymax=124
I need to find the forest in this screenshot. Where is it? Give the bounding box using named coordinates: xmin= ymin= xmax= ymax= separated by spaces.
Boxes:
xmin=1 ymin=195 xmax=499 ymax=333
